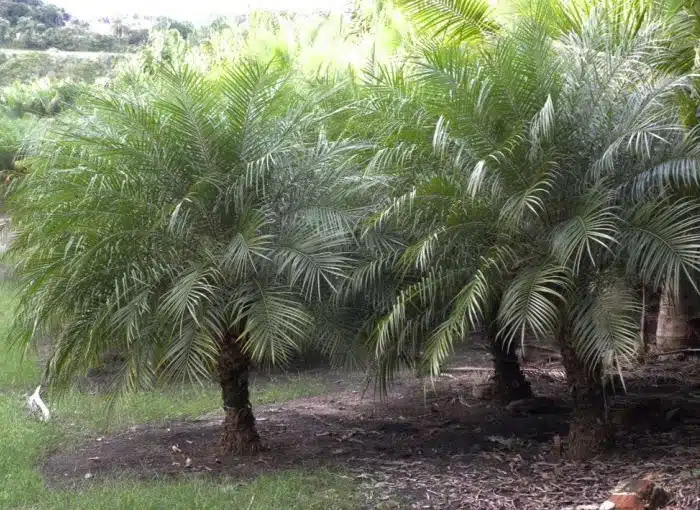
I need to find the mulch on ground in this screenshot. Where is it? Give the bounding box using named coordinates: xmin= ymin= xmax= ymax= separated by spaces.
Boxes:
xmin=43 ymin=358 xmax=700 ymax=509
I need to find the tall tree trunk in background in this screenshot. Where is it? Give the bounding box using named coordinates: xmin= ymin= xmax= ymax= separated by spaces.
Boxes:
xmin=218 ymin=335 xmax=261 ymax=455
xmin=641 ymin=288 xmax=660 ymax=356
xmin=656 ymin=286 xmax=692 ymax=352
xmin=560 ymin=337 xmax=614 ymax=460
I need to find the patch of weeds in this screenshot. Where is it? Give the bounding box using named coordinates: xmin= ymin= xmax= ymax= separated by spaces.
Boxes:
xmin=51 ymin=373 xmax=329 ymax=435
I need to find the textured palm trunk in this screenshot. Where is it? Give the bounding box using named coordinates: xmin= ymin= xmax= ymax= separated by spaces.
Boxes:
xmin=218 ymin=335 xmax=261 ymax=455
xmin=489 ymin=339 xmax=533 ymax=402
xmin=656 ymin=286 xmax=692 ymax=351
xmin=560 ymin=339 xmax=614 ymax=460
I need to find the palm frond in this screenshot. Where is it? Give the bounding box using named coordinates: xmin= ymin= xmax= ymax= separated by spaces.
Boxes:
xmin=623 ymin=197 xmax=700 ymax=294
xmin=395 ymin=0 xmax=498 ymax=44
xmin=275 ymin=226 xmax=352 ymax=300
xmin=242 ymin=284 xmax=314 ymax=365
xmin=551 ymin=185 xmax=620 ymax=273
xmin=159 ymin=325 xmax=220 ymax=384
xmin=498 ymin=264 xmax=573 ymax=350
xmin=421 ymin=249 xmax=511 ymax=376
xmin=569 ymin=280 xmax=641 ymax=373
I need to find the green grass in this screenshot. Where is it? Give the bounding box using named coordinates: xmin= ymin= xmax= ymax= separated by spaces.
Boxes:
xmin=52 ymin=373 xmax=327 ymax=435
xmin=0 ymin=283 xmax=359 ymax=509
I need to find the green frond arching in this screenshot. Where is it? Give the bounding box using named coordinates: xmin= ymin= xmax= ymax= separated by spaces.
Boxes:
xmin=159 ymin=326 xmax=220 ymax=384
xmin=624 ymin=124 xmax=700 ymax=198
xmin=498 ymin=172 xmax=558 ymax=227
xmin=240 ymin=284 xmax=314 ymax=367
xmin=622 ymin=197 xmax=700 ymax=295
xmin=497 ymin=264 xmax=574 ymax=351
xmin=395 ymin=0 xmax=499 ymax=45
xmin=420 ymin=247 xmax=514 ymax=377
xmin=550 ymin=184 xmax=620 ymax=273
xmin=569 ymin=279 xmax=642 ymax=374
xmin=341 ymin=239 xmax=401 ymax=301
xmin=413 ymin=41 xmax=482 ymax=93
xmin=372 ymin=267 xmax=467 ymax=359
xmin=275 ymin=225 xmax=353 ymax=300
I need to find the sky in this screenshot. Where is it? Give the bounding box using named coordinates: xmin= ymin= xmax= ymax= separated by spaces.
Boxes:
xmin=53 ymin=0 xmax=350 ymax=23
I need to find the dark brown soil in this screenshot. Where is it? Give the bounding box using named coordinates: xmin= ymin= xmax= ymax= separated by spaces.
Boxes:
xmin=43 ymin=357 xmax=700 ymax=510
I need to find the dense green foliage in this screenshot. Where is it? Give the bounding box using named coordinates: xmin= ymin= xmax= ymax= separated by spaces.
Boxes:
xmin=366 ymin=0 xmax=700 ymax=379
xmin=0 ymin=51 xmax=121 ymax=86
xmin=4 ymin=0 xmax=700 ymax=459
xmin=7 ymin=60 xmax=374 ymax=393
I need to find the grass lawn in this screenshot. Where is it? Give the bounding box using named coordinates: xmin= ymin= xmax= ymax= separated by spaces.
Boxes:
xmin=0 ymin=283 xmax=359 ymax=510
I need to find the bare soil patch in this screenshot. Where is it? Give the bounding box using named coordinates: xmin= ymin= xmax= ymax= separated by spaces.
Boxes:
xmin=43 ymin=357 xmax=700 ymax=509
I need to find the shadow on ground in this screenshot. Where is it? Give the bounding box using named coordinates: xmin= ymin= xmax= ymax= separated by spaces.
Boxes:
xmin=43 ymin=357 xmax=700 ymax=510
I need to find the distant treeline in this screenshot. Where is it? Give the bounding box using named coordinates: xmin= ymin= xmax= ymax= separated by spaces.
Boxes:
xmin=0 ymin=0 xmax=193 ymax=52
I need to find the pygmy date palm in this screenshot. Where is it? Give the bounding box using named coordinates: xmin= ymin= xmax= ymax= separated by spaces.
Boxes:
xmin=368 ymin=0 xmax=700 ymax=458
xmin=6 ymin=61 xmax=366 ymax=454
xmin=352 ymin=0 xmax=548 ymax=400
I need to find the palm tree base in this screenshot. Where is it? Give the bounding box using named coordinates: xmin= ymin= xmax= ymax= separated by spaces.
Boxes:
xmin=489 ymin=341 xmax=533 ymax=403
xmin=221 ymin=407 xmax=262 ymax=455
xmin=560 ymin=341 xmax=615 ymax=460
xmin=567 ymin=407 xmax=615 ymax=460
xmin=218 ymin=334 xmax=261 ymax=455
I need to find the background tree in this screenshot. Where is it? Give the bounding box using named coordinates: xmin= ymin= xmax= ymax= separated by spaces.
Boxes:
xmin=353 ymin=0 xmax=541 ymax=401
xmin=0 ymin=0 xmax=160 ymax=51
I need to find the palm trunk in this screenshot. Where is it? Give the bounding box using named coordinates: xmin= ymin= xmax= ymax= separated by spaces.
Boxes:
xmin=489 ymin=339 xmax=533 ymax=402
xmin=656 ymin=286 xmax=692 ymax=351
xmin=639 ymin=286 xmax=646 ymax=357
xmin=486 ymin=299 xmax=532 ymax=402
xmin=560 ymin=338 xmax=614 ymax=460
xmin=218 ymin=335 xmax=261 ymax=455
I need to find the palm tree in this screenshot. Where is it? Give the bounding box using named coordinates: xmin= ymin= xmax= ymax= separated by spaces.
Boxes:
xmin=367 ymin=0 xmax=700 ymax=458
xmin=655 ymin=0 xmax=700 ymax=352
xmin=6 ymin=61 xmax=368 ymax=454
xmin=487 ymin=5 xmax=700 ymax=457
xmin=345 ymin=0 xmax=539 ymax=401
xmin=516 ymin=0 xmax=700 ymax=351
xmin=521 ymin=0 xmax=700 ymax=356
